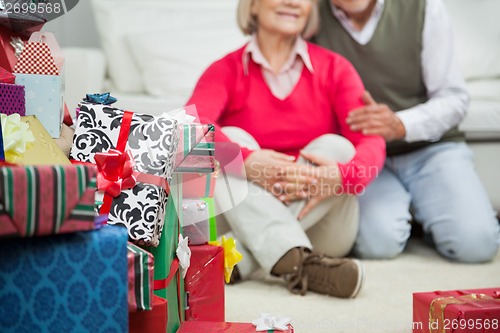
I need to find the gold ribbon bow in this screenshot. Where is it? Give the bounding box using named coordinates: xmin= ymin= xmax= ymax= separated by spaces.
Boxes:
xmin=209 ymin=236 xmax=243 ymax=283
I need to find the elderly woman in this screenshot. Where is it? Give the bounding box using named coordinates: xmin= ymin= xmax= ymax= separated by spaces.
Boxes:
xmin=186 ymin=0 xmax=385 ymax=298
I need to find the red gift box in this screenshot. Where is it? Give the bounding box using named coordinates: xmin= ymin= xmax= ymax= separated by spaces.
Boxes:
xmin=185 ymin=245 xmax=225 ymax=322
xmin=129 ymin=295 xmax=167 ymax=333
xmin=177 ymin=321 xmax=294 ymax=332
xmin=413 ymin=288 xmax=500 ymax=333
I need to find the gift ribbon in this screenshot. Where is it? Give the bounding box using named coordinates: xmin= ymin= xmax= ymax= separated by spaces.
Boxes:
xmin=98 ymin=111 xmax=169 ymax=214
xmin=176 ymin=234 xmax=191 ymax=279
xmin=429 ymin=291 xmax=500 ymax=333
xmin=95 ymin=149 xmax=137 ymax=197
xmin=0 ymin=114 xmax=35 ymax=163
xmin=10 ymin=37 xmax=24 ymax=58
xmin=252 ymin=313 xmax=292 ymax=332
xmin=84 ymin=92 xmax=117 ymax=105
xmin=153 ymin=258 xmax=179 ymax=291
xmin=209 ymin=236 xmax=243 ymax=283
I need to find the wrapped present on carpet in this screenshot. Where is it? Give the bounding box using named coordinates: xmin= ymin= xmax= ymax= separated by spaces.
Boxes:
xmin=1 ymin=114 xmax=70 ymax=165
xmin=185 ymin=244 xmax=224 ymax=322
xmin=129 ymin=295 xmax=167 ymax=333
xmin=0 ymin=225 xmax=129 ymax=333
xmin=14 ymin=32 xmax=64 ymax=138
xmin=413 ymin=288 xmax=500 ymax=333
xmin=70 ymin=103 xmax=179 ymax=247
xmin=127 ymin=242 xmax=154 ymax=312
xmin=177 ymin=316 xmax=295 ymax=333
xmin=182 ymin=198 xmax=217 ymax=245
xmin=0 ymin=163 xmax=102 ymax=238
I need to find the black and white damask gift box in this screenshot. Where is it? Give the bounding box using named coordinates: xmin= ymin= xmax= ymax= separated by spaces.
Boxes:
xmin=69 ymin=103 xmax=179 ymax=247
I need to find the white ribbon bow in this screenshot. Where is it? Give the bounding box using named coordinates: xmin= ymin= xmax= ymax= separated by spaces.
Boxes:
xmin=176 ymin=234 xmax=191 ymax=278
xmin=252 ymin=313 xmax=291 ymax=331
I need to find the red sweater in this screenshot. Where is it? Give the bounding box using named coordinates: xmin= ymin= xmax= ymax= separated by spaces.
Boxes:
xmin=187 ymin=42 xmax=385 ymax=194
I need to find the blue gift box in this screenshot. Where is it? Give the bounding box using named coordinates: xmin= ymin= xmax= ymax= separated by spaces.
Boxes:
xmin=14 ymin=73 xmax=63 ymax=138
xmin=0 ymin=225 xmax=128 ymax=333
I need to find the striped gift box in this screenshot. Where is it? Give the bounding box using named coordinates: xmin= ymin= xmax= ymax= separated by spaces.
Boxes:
xmin=127 ymin=242 xmax=154 ymax=312
xmin=174 ymin=123 xmax=215 ymax=174
xmin=0 ymin=164 xmax=101 ymax=238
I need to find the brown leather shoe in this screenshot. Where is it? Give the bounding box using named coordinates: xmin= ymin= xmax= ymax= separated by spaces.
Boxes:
xmin=271 ymin=247 xmax=364 ymax=298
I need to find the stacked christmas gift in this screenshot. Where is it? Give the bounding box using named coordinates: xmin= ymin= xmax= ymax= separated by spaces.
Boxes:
xmin=0 ymin=113 xmax=128 ymax=332
xmin=69 ymin=101 xmax=220 ymax=333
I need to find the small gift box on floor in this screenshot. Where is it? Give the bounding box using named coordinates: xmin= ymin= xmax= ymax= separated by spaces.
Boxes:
xmin=127 ymin=242 xmax=154 ymax=312
xmin=129 ymin=295 xmax=167 ymax=333
xmin=413 ymin=288 xmax=500 ymax=333
xmin=70 ymin=103 xmax=179 ymax=247
xmin=182 ymin=198 xmax=217 ymax=245
xmin=14 ymin=32 xmax=64 ymax=138
xmin=177 ymin=316 xmax=295 ymax=332
xmin=0 ymin=163 xmax=103 ymax=238
xmin=0 ymin=225 xmax=129 ymax=333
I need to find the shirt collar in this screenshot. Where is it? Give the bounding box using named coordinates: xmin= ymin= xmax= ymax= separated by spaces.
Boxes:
xmin=330 ymin=0 xmax=384 ymax=30
xmin=242 ymin=35 xmax=314 ymax=75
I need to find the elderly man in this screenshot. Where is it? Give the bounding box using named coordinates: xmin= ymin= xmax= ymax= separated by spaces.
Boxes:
xmin=313 ymin=0 xmax=499 ymax=262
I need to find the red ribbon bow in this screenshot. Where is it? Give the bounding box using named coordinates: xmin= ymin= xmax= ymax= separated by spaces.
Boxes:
xmin=95 ymin=149 xmax=137 ymax=197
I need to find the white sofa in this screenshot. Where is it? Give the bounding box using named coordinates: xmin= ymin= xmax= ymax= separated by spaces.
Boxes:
xmin=53 ymin=0 xmax=500 ymax=214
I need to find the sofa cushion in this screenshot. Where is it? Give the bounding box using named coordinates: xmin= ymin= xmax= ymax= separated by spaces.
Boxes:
xmin=459 ymin=80 xmax=500 ymax=140
xmin=443 ymin=0 xmax=500 ymax=80
xmin=127 ymin=26 xmax=246 ymax=107
xmin=91 ymin=0 xmax=246 ymax=97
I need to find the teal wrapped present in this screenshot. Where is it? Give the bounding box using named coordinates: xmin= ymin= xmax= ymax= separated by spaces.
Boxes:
xmin=0 ymin=225 xmax=128 ymax=332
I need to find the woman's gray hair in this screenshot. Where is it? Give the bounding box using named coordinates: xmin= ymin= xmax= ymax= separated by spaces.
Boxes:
xmin=237 ymin=0 xmax=319 ymax=39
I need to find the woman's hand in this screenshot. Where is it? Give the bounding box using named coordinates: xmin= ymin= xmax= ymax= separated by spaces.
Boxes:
xmin=297 ymin=152 xmax=343 ymax=219
xmin=244 ymin=150 xmax=316 ymax=197
xmin=270 ymin=151 xmax=343 ymax=219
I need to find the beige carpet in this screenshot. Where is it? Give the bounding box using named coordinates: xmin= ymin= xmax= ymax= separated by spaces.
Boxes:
xmin=225 ymin=239 xmax=500 ymax=333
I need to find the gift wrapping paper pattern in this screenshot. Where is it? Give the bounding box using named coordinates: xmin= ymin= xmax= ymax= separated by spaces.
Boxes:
xmin=127 ymin=242 xmax=154 ymax=312
xmin=0 ymin=83 xmax=25 ymax=116
xmin=174 ymin=123 xmax=214 ymax=173
xmin=14 ymin=74 xmax=63 ymax=138
xmin=0 ymin=164 xmax=100 ymax=238
xmin=13 ymin=42 xmax=61 ymax=75
xmin=16 ymin=115 xmax=70 ymax=165
xmin=0 ymin=225 xmax=128 ymax=333
xmin=70 ymin=103 xmax=179 ymax=246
